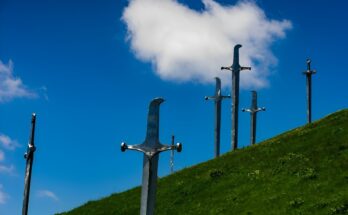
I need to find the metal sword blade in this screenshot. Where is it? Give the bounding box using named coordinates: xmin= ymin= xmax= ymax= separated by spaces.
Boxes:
xmin=144 ymin=98 xmax=164 ymax=150
xmin=140 ymin=154 xmax=159 ymax=215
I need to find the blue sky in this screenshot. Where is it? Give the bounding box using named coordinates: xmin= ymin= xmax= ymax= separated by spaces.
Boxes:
xmin=0 ymin=0 xmax=347 ymax=214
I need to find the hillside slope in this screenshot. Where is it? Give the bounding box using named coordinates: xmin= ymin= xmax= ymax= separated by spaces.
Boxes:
xmin=59 ymin=109 xmax=348 ymax=215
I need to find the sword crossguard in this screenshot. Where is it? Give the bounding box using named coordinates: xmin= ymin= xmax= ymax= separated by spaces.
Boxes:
xmin=121 ymin=142 xmax=182 ymax=157
xmin=242 ymin=106 xmax=266 ymax=113
xmin=303 ymin=70 xmax=316 ymax=75
xmin=222 ymin=94 xmax=231 ymax=99
xmin=221 ymin=65 xmax=251 ymax=72
xmin=240 ymin=66 xmax=251 ymax=71
xmin=242 ymin=108 xmax=251 ymax=113
xmin=120 ymin=98 xmax=182 ymax=159
xmin=205 ymin=96 xmax=215 ymax=100
xmin=221 ymin=66 xmax=232 ymax=71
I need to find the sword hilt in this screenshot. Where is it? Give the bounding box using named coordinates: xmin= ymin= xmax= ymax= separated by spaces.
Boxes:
xmin=242 ymin=107 xmax=266 ymax=113
xmin=303 ymin=59 xmax=316 ymax=75
xmin=221 ymin=65 xmax=251 ymax=71
xmin=120 ymin=141 xmax=182 ymax=156
xmin=24 ymin=144 xmax=36 ymax=159
xmin=121 ymin=98 xmax=182 ymax=159
xmin=205 ymin=77 xmax=230 ymax=101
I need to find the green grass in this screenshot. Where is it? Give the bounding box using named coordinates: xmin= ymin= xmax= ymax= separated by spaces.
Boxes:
xmin=58 ymin=109 xmax=348 ymax=215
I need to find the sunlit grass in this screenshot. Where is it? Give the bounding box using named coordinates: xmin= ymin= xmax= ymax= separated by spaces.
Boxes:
xmin=58 ymin=109 xmax=348 ymax=215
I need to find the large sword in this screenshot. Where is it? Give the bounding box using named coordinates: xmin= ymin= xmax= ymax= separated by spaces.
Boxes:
xmin=121 ymin=98 xmax=182 ymax=215
xmin=242 ymin=91 xmax=265 ymax=145
xmin=22 ymin=113 xmax=37 ymax=215
xmin=303 ymin=59 xmax=316 ymax=123
xmin=221 ymin=44 xmax=251 ymax=150
xmin=205 ymin=77 xmax=230 ymax=157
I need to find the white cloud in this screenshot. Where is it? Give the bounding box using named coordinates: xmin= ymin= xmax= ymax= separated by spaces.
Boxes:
xmin=122 ymin=0 xmax=291 ymax=88
xmin=40 ymin=86 xmax=49 ymax=101
xmin=0 ymin=134 xmax=21 ymax=150
xmin=0 ymin=164 xmax=15 ymax=175
xmin=0 ymin=59 xmax=37 ymax=102
xmin=37 ymin=190 xmax=59 ymax=201
xmin=0 ymin=150 xmax=4 ymax=161
xmin=0 ymin=184 xmax=8 ymax=204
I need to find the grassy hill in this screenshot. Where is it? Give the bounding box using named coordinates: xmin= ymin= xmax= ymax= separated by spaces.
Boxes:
xmin=59 ymin=109 xmax=348 ymax=215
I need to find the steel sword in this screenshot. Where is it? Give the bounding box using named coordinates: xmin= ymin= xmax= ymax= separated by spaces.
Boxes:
xmin=120 ymin=98 xmax=182 ymax=215
xmin=22 ymin=113 xmax=37 ymax=215
xmin=303 ymin=59 xmax=316 ymax=123
xmin=221 ymin=44 xmax=251 ymax=150
xmin=242 ymin=91 xmax=265 ymax=145
xmin=205 ymin=77 xmax=230 ymax=157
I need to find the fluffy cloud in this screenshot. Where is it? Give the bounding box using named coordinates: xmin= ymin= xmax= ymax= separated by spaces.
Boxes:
xmin=0 ymin=134 xmax=18 ymax=175
xmin=0 ymin=60 xmax=37 ymax=102
xmin=122 ymin=0 xmax=291 ymax=88
xmin=0 ymin=184 xmax=8 ymax=204
xmin=0 ymin=134 xmax=21 ymax=150
xmin=0 ymin=164 xmax=15 ymax=175
xmin=37 ymin=190 xmax=59 ymax=201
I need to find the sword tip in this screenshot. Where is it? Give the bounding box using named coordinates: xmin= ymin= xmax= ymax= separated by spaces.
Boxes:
xmin=151 ymin=97 xmax=165 ymax=105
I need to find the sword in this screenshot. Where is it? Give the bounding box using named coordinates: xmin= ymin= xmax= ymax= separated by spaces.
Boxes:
xmin=121 ymin=98 xmax=182 ymax=215
xmin=22 ymin=113 xmax=37 ymax=215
